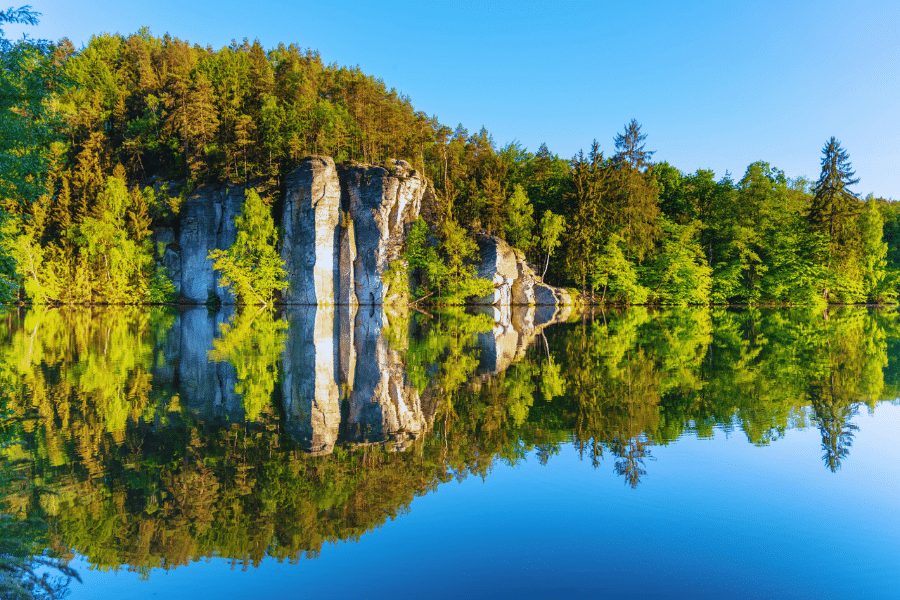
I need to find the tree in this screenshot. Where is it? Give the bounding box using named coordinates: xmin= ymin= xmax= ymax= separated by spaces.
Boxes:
xmin=611 ymin=119 xmax=660 ymax=260
xmin=645 ymin=219 xmax=712 ymax=305
xmin=208 ymin=189 xmax=287 ymax=306
xmin=808 ymin=137 xmax=861 ymax=242
xmin=503 ymin=183 xmax=534 ymax=252
xmin=537 ymin=210 xmax=565 ymax=279
xmin=807 ymin=138 xmax=864 ymax=301
xmin=0 ymin=6 xmax=58 ymax=210
xmin=593 ymin=234 xmax=648 ymax=304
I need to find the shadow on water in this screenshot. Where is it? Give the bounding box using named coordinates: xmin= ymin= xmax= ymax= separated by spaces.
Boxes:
xmin=0 ymin=304 xmax=897 ymax=576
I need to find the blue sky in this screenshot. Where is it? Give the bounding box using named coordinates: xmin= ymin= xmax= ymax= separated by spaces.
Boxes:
xmin=8 ymin=0 xmax=899 ymax=198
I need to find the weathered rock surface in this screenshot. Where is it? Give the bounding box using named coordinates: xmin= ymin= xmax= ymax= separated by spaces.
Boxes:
xmin=174 ymin=186 xmax=243 ymax=304
xmin=472 ymin=233 xmax=571 ymax=308
xmin=343 ymin=160 xmax=426 ymax=305
xmin=281 ymin=156 xmax=343 ymax=305
xmin=160 ymin=155 xmax=573 ymax=310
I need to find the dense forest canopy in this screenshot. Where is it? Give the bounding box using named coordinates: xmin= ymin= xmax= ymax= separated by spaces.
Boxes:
xmin=2 ymin=14 xmax=900 ymax=306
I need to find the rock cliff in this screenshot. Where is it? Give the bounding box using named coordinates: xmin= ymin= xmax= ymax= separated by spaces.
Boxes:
xmin=157 ymin=155 xmax=571 ymax=309
xmin=472 ymin=232 xmax=572 ymax=309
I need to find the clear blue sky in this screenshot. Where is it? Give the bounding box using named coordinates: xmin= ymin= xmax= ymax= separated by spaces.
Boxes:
xmin=8 ymin=0 xmax=899 ymax=198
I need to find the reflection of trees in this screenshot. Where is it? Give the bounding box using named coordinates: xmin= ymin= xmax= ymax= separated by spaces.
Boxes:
xmin=610 ymin=435 xmax=652 ymax=489
xmin=809 ymin=376 xmax=859 ymax=472
xmin=0 ymin=462 xmax=80 ymax=599
xmin=0 ymin=304 xmax=898 ymax=576
xmin=207 ymin=307 xmax=288 ymax=421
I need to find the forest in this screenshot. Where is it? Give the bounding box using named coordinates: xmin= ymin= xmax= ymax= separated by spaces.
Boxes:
xmin=2 ymin=11 xmax=900 ymax=306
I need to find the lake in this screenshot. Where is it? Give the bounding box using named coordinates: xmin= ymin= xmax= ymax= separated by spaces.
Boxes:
xmin=0 ymin=305 xmax=898 ymax=599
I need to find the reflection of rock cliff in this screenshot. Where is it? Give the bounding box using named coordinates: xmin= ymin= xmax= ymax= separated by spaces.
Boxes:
xmin=280 ymin=306 xmax=431 ymax=455
xmin=474 ymin=304 xmax=569 ymax=376
xmin=152 ymin=303 xmax=571 ymax=456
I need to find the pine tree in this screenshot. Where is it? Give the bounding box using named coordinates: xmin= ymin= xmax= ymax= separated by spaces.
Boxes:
xmin=807 ymin=138 xmax=864 ymax=300
xmin=808 ymin=137 xmax=861 ymax=244
xmin=611 ymin=119 xmax=660 ymax=261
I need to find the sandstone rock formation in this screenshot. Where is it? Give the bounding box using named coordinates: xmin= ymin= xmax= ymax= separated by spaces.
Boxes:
xmin=156 ymin=155 xmax=572 ymax=311
xmin=472 ymin=232 xmax=572 ymax=311
xmin=278 ymin=157 xmax=426 ymax=306
xmin=175 ymin=186 xmax=243 ymax=303
xmin=343 ymin=160 xmax=426 ymax=305
xmin=281 ymin=156 xmax=343 ymax=305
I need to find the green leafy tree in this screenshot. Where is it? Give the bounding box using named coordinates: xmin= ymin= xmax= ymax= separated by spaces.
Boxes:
xmin=645 ymin=219 xmax=712 ymax=305
xmin=436 ymin=220 xmax=493 ymax=304
xmin=538 ymin=210 xmax=565 ymax=280
xmin=208 ymin=189 xmax=287 ymax=306
xmin=0 ymin=6 xmax=60 ymax=210
xmin=503 ymin=183 xmax=534 ymax=253
xmin=859 ymin=196 xmax=897 ymax=303
xmin=593 ymin=234 xmax=649 ymax=304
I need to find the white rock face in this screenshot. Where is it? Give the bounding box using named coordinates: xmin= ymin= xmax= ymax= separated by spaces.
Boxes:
xmin=177 ymin=186 xmax=243 ymax=303
xmin=472 ymin=234 xmax=518 ymax=305
xmin=281 ymin=156 xmax=342 ymax=305
xmin=343 ymin=160 xmax=426 ymax=305
xmin=472 ymin=233 xmax=571 ymax=308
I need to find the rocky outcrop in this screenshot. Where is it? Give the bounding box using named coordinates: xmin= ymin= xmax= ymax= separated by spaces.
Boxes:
xmin=175 ymin=186 xmax=243 ymax=304
xmin=472 ymin=233 xmax=571 ymax=311
xmin=276 ymin=157 xmax=427 ymax=306
xmin=281 ymin=156 xmax=343 ymax=305
xmin=343 ymin=160 xmax=426 ymax=305
xmin=157 ymin=156 xmax=572 ymax=310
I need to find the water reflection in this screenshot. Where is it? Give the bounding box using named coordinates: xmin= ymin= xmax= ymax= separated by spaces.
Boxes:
xmin=0 ymin=305 xmax=897 ymax=577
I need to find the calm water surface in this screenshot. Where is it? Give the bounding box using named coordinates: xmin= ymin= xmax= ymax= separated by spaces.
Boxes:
xmin=1 ymin=305 xmax=898 ymax=599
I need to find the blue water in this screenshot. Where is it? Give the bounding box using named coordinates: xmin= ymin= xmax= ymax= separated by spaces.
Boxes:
xmin=68 ymin=405 xmax=900 ymax=600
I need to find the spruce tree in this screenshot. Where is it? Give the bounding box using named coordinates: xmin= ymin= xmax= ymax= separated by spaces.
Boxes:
xmin=808 ymin=137 xmax=861 ymax=243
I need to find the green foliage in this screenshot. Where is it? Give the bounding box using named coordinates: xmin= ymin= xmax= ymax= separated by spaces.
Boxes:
xmin=859 ymin=197 xmax=898 ymax=304
xmin=404 ymin=217 xmax=491 ymax=304
xmin=537 ymin=210 xmax=565 ymax=280
xmin=0 ymin=7 xmax=62 ymax=211
xmin=503 ymin=184 xmax=534 ymax=253
xmin=645 ymin=220 xmax=712 ymax=305
xmin=593 ymin=234 xmax=649 ymax=304
xmin=404 ymin=217 xmax=444 ymax=299
xmin=435 ymin=220 xmax=493 ymax=304
xmin=208 ymin=189 xmax=287 ymax=306
xmin=0 ymin=24 xmax=893 ymax=308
